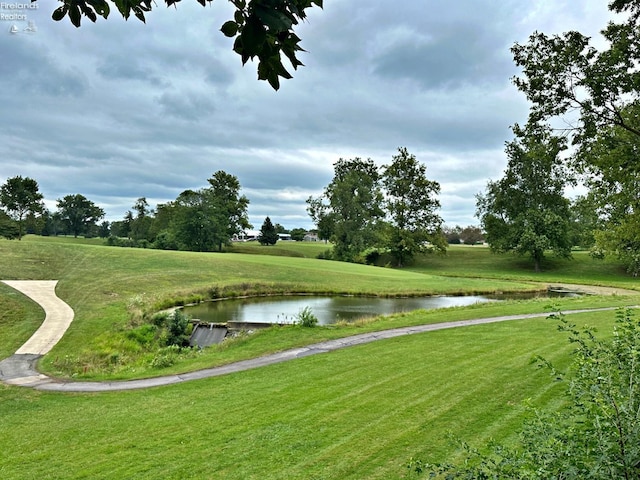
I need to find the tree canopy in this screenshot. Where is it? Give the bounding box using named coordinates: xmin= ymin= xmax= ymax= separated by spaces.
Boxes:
xmin=52 ymin=0 xmax=323 ymax=90
xmin=56 ymin=194 xmax=106 ymax=238
xmin=476 ymin=122 xmax=573 ymax=272
xmin=258 ymin=216 xmax=278 ymax=245
xmin=511 ymin=0 xmax=640 ymax=145
xmin=0 ymin=176 xmax=44 ymax=240
xmin=512 ymin=1 xmax=640 ymax=274
xmin=382 ymin=147 xmax=445 ymax=266
xmin=307 ymin=148 xmax=444 ymax=266
xmin=308 ymin=157 xmax=384 ymax=262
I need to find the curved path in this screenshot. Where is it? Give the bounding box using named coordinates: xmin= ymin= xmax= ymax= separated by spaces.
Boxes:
xmin=0 ymin=280 xmax=634 ymax=392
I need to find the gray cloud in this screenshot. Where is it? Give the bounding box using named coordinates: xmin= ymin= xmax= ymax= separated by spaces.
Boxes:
xmin=0 ymin=0 xmax=615 ymax=230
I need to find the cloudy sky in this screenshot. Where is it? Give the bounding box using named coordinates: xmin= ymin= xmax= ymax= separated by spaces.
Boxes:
xmin=0 ymin=0 xmax=615 ymax=230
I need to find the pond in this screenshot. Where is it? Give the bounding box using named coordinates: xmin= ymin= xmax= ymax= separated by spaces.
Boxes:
xmin=182 ymin=290 xmax=577 ymax=326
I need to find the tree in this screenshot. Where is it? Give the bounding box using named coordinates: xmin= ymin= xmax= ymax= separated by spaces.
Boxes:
xmin=381 ymin=147 xmax=445 ymax=266
xmin=258 ymin=216 xmax=278 ymax=245
xmin=159 ymin=171 xmax=250 ymax=252
xmin=206 ymin=171 xmax=251 ymax=251
xmin=0 ymin=210 xmax=19 ymax=239
xmin=306 ymin=195 xmax=335 ymax=242
xmin=476 ymin=122 xmax=573 ymax=272
xmin=56 ymin=194 xmax=106 ymax=237
xmin=416 ymin=308 xmax=640 ymax=479
xmin=0 ymin=176 xmax=44 ymax=240
xmin=308 ymin=157 xmax=384 ymax=262
xmin=289 ymin=227 xmax=306 ymax=241
xmin=166 ymin=189 xmax=219 ymax=252
xmin=98 ymin=221 xmax=111 ymax=238
xmin=459 ymin=226 xmax=484 ymax=245
xmin=52 ymin=0 xmax=323 ymax=90
xmin=577 ymin=101 xmax=640 ymax=274
xmin=511 ymin=1 xmax=640 ymax=146
xmin=129 ymin=197 xmax=154 ymax=242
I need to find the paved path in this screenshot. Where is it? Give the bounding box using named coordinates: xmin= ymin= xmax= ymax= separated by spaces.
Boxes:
xmin=0 ymin=280 xmax=633 ymax=393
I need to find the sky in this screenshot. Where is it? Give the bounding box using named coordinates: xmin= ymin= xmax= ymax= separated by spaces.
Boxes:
xmin=0 ymin=0 xmax=615 ymax=230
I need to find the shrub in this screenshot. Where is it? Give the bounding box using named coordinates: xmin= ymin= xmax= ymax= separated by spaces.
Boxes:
xmin=295 ymin=306 xmax=318 ymax=327
xmin=165 ymin=310 xmax=192 ymax=347
xmin=150 ymin=345 xmax=182 ymax=368
xmin=126 ymin=324 xmax=157 ymax=346
xmin=415 ymin=308 xmax=640 ymax=479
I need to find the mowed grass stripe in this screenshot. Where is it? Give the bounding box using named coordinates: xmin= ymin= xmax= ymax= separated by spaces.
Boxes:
xmin=0 ymin=312 xmax=609 ymax=479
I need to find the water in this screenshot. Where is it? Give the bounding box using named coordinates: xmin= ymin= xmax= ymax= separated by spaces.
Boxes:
xmin=182 ymin=292 xmax=564 ymax=326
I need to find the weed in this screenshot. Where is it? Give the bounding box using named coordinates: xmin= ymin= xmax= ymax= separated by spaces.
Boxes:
xmin=295 ymin=306 xmax=318 ymax=327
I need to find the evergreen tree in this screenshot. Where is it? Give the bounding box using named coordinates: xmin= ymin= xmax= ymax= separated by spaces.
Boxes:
xmin=258 ymin=216 xmax=279 ymax=245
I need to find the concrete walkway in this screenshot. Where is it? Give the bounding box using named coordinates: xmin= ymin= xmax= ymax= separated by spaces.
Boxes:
xmin=0 ymin=280 xmax=632 ymax=393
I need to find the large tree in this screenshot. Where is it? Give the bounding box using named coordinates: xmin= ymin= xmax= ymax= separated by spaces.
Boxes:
xmin=511 ymin=0 xmax=640 ymax=146
xmin=512 ymin=2 xmax=640 ymax=275
xmin=167 ymin=189 xmax=219 ymax=251
xmin=578 ymin=101 xmax=640 ymax=275
xmin=476 ymin=122 xmax=573 ymax=272
xmin=0 ymin=176 xmax=45 ymax=240
xmin=381 ymin=147 xmax=445 ymax=266
xmin=160 ymin=171 xmax=250 ymax=252
xmin=56 ymin=194 xmax=106 ymax=237
xmin=308 ymin=157 xmax=384 ymax=262
xmin=52 ymin=0 xmax=322 ymax=90
xmin=206 ymin=170 xmax=251 ymax=251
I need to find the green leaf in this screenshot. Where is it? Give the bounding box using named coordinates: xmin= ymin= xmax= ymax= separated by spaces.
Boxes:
xmin=52 ymin=5 xmax=68 ymax=21
xmin=69 ymin=3 xmax=82 ymax=27
xmin=133 ymin=7 xmax=146 ymax=23
xmin=255 ymin=6 xmax=293 ymax=32
xmin=220 ymin=20 xmax=239 ymax=38
xmin=240 ymin=16 xmax=267 ymax=56
xmin=87 ymin=0 xmax=110 ymax=18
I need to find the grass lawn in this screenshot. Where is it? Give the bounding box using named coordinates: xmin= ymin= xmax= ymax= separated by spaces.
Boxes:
xmin=0 ymin=310 xmax=619 ymax=479
xmin=0 ymin=236 xmax=638 ymax=478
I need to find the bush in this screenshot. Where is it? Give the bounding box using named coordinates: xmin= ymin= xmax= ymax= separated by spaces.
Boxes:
xmin=415 ymin=308 xmax=640 ymax=479
xmin=150 ymin=345 xmax=182 ymax=368
xmin=295 ymin=306 xmax=318 ymax=327
xmin=148 ymin=310 xmax=192 ymax=347
xmin=165 ymin=310 xmax=192 ymax=347
xmin=316 ymin=249 xmax=334 ymax=260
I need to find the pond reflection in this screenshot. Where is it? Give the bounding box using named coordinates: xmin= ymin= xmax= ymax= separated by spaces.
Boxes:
xmin=182 ymin=290 xmax=574 ymax=326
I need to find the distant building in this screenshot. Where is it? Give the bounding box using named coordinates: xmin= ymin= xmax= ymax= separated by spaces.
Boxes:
xmin=303 ymin=232 xmax=319 ymax=242
xmin=233 ymin=229 xmax=260 ymax=242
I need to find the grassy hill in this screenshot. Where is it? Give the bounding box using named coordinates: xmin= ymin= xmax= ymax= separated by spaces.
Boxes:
xmin=0 ymin=237 xmax=638 ymax=478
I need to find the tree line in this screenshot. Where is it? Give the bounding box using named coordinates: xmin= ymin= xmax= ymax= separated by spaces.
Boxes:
xmin=0 ymin=176 xmax=106 ymax=240
xmin=0 ymin=171 xmax=243 ymax=248
xmin=0 ymin=170 xmax=313 ymax=252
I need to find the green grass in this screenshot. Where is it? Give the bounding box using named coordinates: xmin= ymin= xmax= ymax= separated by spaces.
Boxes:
xmin=226 ymin=240 xmax=331 ymax=258
xmin=411 ymin=244 xmax=637 ymax=289
xmin=1 ymin=236 xmax=638 ymax=381
xmin=0 ymin=236 xmax=639 ymax=478
xmin=0 ymin=310 xmax=616 ymax=479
